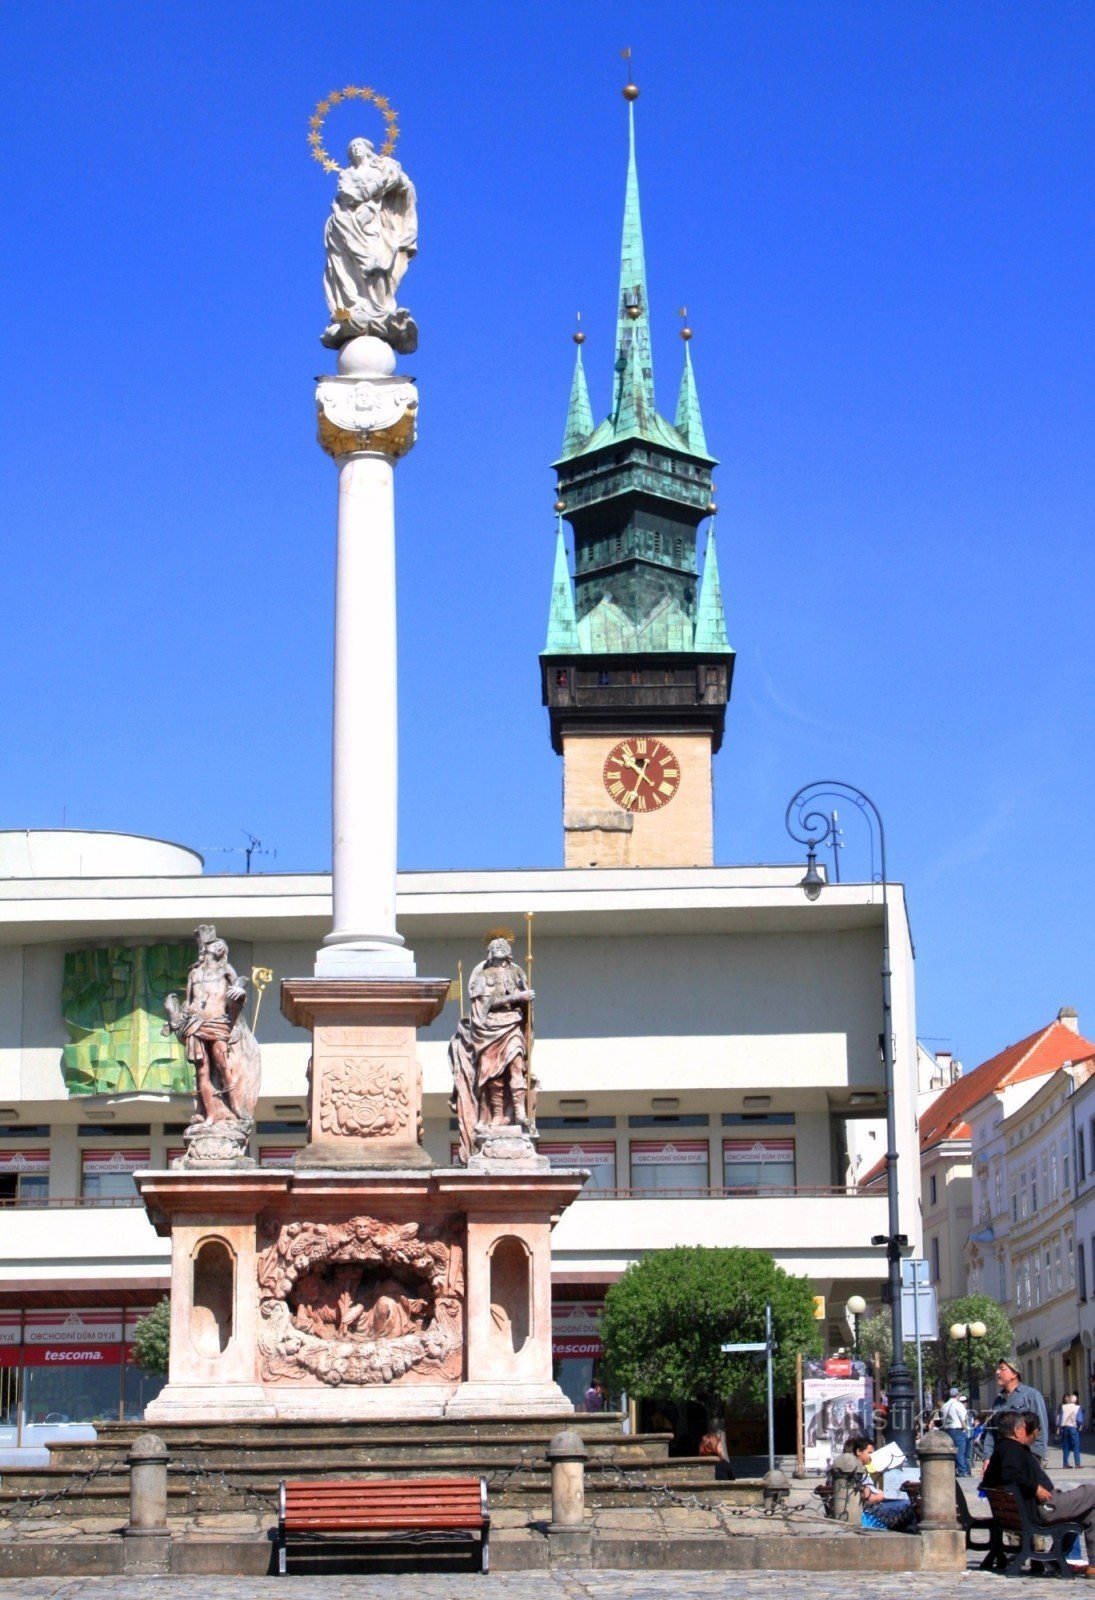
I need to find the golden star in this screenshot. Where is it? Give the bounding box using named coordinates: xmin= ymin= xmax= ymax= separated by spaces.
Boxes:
xmin=309 ymin=116 xmax=322 ymax=130
xmin=374 ymin=95 xmax=389 ymax=110
xmin=315 ymin=97 xmax=331 ymax=115
xmin=328 ymin=89 xmax=343 ymax=104
xmin=308 ymin=131 xmax=321 ymax=144
xmin=343 ymin=84 xmax=357 ymax=98
xmin=325 ymin=160 xmax=339 ymax=173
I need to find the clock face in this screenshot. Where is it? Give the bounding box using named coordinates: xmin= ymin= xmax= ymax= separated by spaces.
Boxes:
xmin=603 ymin=737 xmax=681 ymax=812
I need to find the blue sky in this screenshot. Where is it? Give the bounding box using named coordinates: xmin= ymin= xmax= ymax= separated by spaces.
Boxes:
xmin=1 ymin=2 xmax=1093 ymax=1071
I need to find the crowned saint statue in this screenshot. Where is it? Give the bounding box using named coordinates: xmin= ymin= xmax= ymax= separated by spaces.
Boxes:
xmin=322 ymin=136 xmax=418 ymax=353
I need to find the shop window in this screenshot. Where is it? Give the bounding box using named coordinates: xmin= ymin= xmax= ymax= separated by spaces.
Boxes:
xmin=722 ymin=1138 xmax=795 ymax=1193
xmin=0 ymin=1150 xmax=49 ymax=1204
xmin=629 ymin=1140 xmax=709 ymax=1193
xmin=489 ymin=1237 xmax=530 ymax=1354
xmin=81 ymin=1151 xmax=147 ymax=1202
xmin=0 ymin=1172 xmax=48 ymax=1204
xmin=541 ymin=1142 xmax=616 ymax=1194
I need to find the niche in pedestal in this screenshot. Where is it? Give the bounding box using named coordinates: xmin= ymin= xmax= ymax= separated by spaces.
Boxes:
xmin=490 ymin=1236 xmax=531 ymax=1355
xmin=192 ymin=1237 xmax=234 ymax=1358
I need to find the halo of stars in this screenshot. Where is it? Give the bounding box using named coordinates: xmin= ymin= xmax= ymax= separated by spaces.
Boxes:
xmin=308 ymin=86 xmax=400 ymax=174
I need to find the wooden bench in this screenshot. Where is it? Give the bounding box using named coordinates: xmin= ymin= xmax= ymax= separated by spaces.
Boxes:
xmin=981 ymin=1484 xmax=1083 ymax=1577
xmin=277 ymin=1477 xmax=490 ymax=1575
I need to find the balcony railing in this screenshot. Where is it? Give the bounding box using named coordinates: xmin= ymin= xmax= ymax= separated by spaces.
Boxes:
xmin=577 ymin=1183 xmax=876 ymax=1201
xmin=0 ymin=1196 xmax=143 ymax=1209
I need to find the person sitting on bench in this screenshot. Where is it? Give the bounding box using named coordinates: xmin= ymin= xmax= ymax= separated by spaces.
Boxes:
xmin=983 ymin=1409 xmax=1095 ymax=1576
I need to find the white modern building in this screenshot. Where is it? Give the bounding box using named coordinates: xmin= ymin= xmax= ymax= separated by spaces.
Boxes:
xmin=0 ymin=828 xmax=921 ymax=1431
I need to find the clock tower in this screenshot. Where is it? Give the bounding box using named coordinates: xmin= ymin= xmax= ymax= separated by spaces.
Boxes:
xmin=541 ymin=86 xmax=734 ymax=868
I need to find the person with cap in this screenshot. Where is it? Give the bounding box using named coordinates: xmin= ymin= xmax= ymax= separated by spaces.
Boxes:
xmin=940 ymin=1385 xmax=971 ymax=1475
xmin=983 ymin=1355 xmax=1050 ymax=1461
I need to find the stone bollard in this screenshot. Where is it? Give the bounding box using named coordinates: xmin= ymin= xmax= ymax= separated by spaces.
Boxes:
xmin=547 ymin=1428 xmax=588 ymax=1528
xmin=916 ymin=1427 xmax=966 ymax=1572
xmin=122 ymin=1433 xmax=170 ymax=1572
xmin=917 ymin=1429 xmax=957 ymax=1529
xmin=762 ymin=1468 xmax=791 ymax=1515
xmin=830 ymin=1451 xmax=863 ymax=1527
xmin=545 ymin=1429 xmax=593 ymax=1561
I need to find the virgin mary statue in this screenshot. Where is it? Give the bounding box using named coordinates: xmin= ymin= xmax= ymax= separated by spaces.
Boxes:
xmin=322 ymin=137 xmax=418 ymax=353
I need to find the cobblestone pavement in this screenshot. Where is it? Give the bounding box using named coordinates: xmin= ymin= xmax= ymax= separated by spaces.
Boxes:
xmin=0 ymin=1577 xmax=1028 ymax=1600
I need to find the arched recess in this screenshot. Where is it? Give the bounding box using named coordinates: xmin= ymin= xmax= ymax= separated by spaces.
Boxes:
xmin=191 ymin=1237 xmax=235 ymax=1358
xmin=489 ymin=1236 xmax=531 ymax=1355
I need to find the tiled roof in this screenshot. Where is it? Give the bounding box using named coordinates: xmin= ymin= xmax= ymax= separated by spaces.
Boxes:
xmin=860 ymin=1020 xmax=1095 ymax=1191
xmin=920 ymin=1019 xmax=1095 ymax=1152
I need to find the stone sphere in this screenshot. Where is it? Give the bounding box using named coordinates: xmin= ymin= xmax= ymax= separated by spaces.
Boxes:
xmin=338 ymin=336 xmax=397 ymax=378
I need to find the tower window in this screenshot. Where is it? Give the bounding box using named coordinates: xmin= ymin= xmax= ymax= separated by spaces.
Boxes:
xmin=598 ymin=670 xmax=611 ymax=686
xmin=555 ymin=670 xmax=568 ymax=688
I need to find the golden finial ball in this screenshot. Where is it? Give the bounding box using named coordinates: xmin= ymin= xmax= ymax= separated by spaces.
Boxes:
xmin=622 ymin=83 xmax=640 ymax=101
xmin=680 ymin=326 xmax=693 ymax=341
xmin=625 ymin=304 xmax=641 ymax=321
xmin=706 ymin=501 xmax=718 ymax=516
xmin=554 ymin=498 xmax=566 ymax=513
xmin=573 ymin=330 xmax=586 ymax=345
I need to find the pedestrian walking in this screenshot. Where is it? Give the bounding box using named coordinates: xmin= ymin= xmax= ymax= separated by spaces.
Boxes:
xmin=940 ymin=1385 xmax=971 ymax=1475
xmin=1059 ymin=1393 xmax=1085 ymax=1468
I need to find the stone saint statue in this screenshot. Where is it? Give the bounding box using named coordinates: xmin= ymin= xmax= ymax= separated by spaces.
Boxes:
xmin=163 ymin=926 xmax=261 ymax=1159
xmin=448 ymin=939 xmax=537 ymax=1165
xmin=322 ymin=137 xmax=418 ymax=353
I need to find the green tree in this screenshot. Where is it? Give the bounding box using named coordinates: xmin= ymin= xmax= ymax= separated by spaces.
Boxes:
xmin=599 ymin=1246 xmax=822 ymax=1419
xmin=130 ymin=1297 xmax=170 ymax=1376
xmin=855 ymin=1291 xmax=1012 ymax=1402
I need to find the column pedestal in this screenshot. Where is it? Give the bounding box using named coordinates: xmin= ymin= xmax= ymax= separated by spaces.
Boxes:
xmin=281 ymin=977 xmax=448 ymax=1169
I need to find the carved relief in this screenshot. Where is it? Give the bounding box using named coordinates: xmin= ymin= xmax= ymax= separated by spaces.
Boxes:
xmin=319 ymin=1055 xmax=409 ymax=1138
xmin=256 ymin=1215 xmax=463 ymax=1386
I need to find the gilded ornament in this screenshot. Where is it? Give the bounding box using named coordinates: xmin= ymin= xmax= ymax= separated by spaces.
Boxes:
xmin=308 ymin=84 xmax=400 ymax=170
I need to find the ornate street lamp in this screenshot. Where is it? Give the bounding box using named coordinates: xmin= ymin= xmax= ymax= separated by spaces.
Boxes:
xmin=785 ymin=781 xmax=916 ymax=1460
xmin=950 ymin=1319 xmax=987 ymax=1403
xmin=847 ymin=1294 xmax=867 ymax=1357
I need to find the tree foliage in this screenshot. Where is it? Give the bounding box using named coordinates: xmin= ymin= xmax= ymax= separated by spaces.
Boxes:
xmin=599 ymin=1246 xmax=822 ymax=1414
xmin=856 ymin=1291 xmax=1012 ymax=1400
xmin=130 ymin=1297 xmax=170 ymax=1376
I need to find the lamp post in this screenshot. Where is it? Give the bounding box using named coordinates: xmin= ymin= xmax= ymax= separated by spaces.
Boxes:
xmin=847 ymin=1295 xmax=867 ymax=1357
xmin=950 ymin=1319 xmax=987 ymax=1404
xmin=785 ymin=781 xmax=916 ymax=1461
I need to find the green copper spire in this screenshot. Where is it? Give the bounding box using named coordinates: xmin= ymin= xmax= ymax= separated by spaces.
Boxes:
xmin=612 ymin=100 xmax=657 ymax=437
xmin=694 ymin=523 xmax=731 ymax=652
xmin=544 ymin=515 xmax=579 ymax=651
xmin=561 ymin=338 xmax=595 ymax=457
xmin=674 ymin=336 xmax=709 ymax=456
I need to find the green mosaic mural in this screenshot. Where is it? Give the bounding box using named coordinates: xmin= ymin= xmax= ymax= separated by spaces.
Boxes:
xmin=61 ymin=944 xmax=194 ymax=1096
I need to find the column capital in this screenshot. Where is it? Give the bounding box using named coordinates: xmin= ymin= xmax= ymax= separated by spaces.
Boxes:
xmin=315 ymin=373 xmax=418 ymax=459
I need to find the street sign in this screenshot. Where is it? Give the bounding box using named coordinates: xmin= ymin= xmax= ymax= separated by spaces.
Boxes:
xmin=900 ymin=1259 xmax=938 ymax=1340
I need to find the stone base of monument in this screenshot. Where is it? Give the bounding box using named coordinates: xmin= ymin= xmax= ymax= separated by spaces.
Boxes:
xmin=137 ymin=1162 xmax=580 ymax=1425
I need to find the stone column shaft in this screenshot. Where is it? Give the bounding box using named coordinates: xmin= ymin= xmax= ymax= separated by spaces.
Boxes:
xmin=314 ymin=339 xmax=418 ymax=978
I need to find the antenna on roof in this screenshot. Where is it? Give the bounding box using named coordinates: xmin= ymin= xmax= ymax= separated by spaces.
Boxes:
xmin=198 ymin=830 xmax=277 ymax=874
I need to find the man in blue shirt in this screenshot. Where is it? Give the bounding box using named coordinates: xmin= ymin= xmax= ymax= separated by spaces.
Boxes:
xmin=984 ymin=1355 xmax=1049 ymax=1461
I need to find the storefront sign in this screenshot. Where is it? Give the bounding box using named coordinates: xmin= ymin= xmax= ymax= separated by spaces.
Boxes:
xmin=0 ymin=1312 xmax=21 ymax=1368
xmin=630 ymin=1141 xmax=708 ymax=1165
xmin=80 ymin=1151 xmax=149 ymax=1174
xmin=0 ymin=1149 xmax=49 ymax=1173
xmin=541 ymin=1143 xmax=616 ymax=1168
xmin=552 ymin=1302 xmax=603 ymax=1358
xmin=723 ymin=1138 xmax=794 ymax=1164
xmin=22 ymin=1309 xmax=124 ymax=1366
